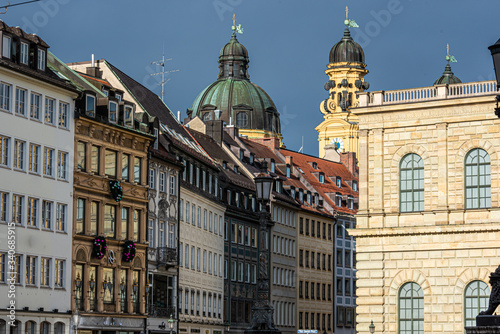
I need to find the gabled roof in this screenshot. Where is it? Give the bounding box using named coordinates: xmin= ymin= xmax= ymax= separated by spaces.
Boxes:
xmin=105 ymin=60 xmax=190 ymax=138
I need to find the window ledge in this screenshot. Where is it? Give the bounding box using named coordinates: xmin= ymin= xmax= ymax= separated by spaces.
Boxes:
xmin=29 ymin=171 xmax=41 ymax=177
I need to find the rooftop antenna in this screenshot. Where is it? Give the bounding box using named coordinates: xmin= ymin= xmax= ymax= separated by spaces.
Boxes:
xmin=0 ymin=0 xmax=41 ymax=13
xmin=344 ymin=6 xmax=359 ymax=28
xmin=298 ymin=136 xmax=304 ymax=153
xmin=150 ymin=44 xmax=179 ymax=103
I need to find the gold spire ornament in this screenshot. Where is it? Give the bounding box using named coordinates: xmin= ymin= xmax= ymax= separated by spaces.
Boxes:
xmin=231 ymin=13 xmax=244 ymax=34
xmin=344 ymin=6 xmax=359 ymax=28
xmin=446 ymin=43 xmax=457 ymax=63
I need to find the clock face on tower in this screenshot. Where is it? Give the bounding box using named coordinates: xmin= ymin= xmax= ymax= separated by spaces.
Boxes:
xmin=330 ymin=137 xmax=344 ymax=152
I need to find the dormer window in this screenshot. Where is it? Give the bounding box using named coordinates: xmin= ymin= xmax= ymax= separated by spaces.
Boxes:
xmin=20 ymin=42 xmax=29 ymax=65
xmin=202 ymin=112 xmax=210 ymax=121
xmin=2 ymin=35 xmax=11 ymax=58
xmin=37 ymin=49 xmax=46 ymax=70
xmin=336 ymin=177 xmax=342 ymax=188
xmin=234 ymin=165 xmax=239 ymax=174
xmin=312 ymin=162 xmax=318 ymax=169
xmin=319 ymin=173 xmax=325 ymax=184
xmin=236 ymin=112 xmax=248 ymax=128
xmin=235 ymin=192 xmax=240 ymax=207
xmin=352 ymin=181 xmax=358 ymax=192
xmin=154 ymin=128 xmax=159 ymax=150
xmin=270 ymin=159 xmax=275 ymax=173
xmin=227 ymin=190 xmax=232 ymax=205
xmin=86 ymin=95 xmax=96 ymax=117
xmin=109 ymin=101 xmax=118 ymax=123
xmin=314 ymin=193 xmax=319 ymax=206
xmin=299 ymin=189 xmax=304 ymax=202
xmin=124 ymin=106 xmax=133 ymax=127
xmin=222 ymin=161 xmax=227 ymax=170
xmin=286 ymin=164 xmax=291 ymax=178
xmin=250 ymin=153 xmax=254 ymax=165
xmin=335 ymin=193 xmax=342 ymax=207
xmin=115 ymin=93 xmax=122 ymax=101
xmin=307 ymin=192 xmax=311 ymax=204
xmin=276 ymin=181 xmax=282 ymax=194
xmin=239 ymin=149 xmax=244 ymax=161
xmin=291 ymin=187 xmax=296 ymax=198
xmin=102 ymin=88 xmax=109 ymax=97
xmin=348 ymin=196 xmax=354 ymax=209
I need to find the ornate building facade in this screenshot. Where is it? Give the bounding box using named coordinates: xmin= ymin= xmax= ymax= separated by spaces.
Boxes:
xmin=351 ymin=80 xmax=498 ymax=334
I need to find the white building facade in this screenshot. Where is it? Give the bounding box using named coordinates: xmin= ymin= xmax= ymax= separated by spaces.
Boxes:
xmin=0 ymin=21 xmax=78 ymax=334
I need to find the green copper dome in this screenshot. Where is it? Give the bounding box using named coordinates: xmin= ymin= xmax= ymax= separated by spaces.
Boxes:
xmin=187 ymin=32 xmax=281 ymax=135
xmin=434 ymin=63 xmax=462 ymax=85
xmin=329 ymin=28 xmax=365 ymax=65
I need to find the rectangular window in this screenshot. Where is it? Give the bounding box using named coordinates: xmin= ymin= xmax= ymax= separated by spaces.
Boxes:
xmin=185 ymin=202 xmax=190 ymax=224
xmin=191 ymin=246 xmax=195 ymax=270
xmin=122 ymin=208 xmax=129 ymax=240
xmin=56 ymin=203 xmax=66 ymax=232
xmin=197 ymin=248 xmax=201 ymax=271
xmin=15 ymin=88 xmax=27 ymax=116
xmin=57 ymin=151 xmax=68 ymax=180
xmin=104 ymin=205 xmax=116 ymax=238
xmin=76 ymin=142 xmax=85 ymax=171
xmin=55 ymin=259 xmax=64 ymax=288
xmin=159 ymin=172 xmax=165 ymax=192
xmin=148 ymin=219 xmax=154 ymax=247
xmin=170 ymin=175 xmax=176 ymax=195
xmin=0 ymin=135 xmax=9 ymax=166
xmin=134 ymin=157 xmax=141 ymax=183
xmin=0 ymin=253 xmax=5 ymax=283
xmin=203 ymin=250 xmax=207 ymax=273
xmin=89 ymin=146 xmax=99 ymax=174
xmin=26 ymin=255 xmax=36 ymax=285
xmin=0 ymin=82 xmax=11 ymax=112
xmin=185 ymin=244 xmax=189 ymax=268
xmin=103 ymin=268 xmax=114 ymax=303
xmin=124 ymin=106 xmax=133 ymax=127
xmin=29 ymin=143 xmax=40 ymax=173
xmin=109 ymin=101 xmax=117 ymax=123
xmin=42 ymin=200 xmax=52 ymax=229
xmin=105 ymin=150 xmax=117 ymax=177
xmin=231 ymin=260 xmax=237 ymax=281
xmin=2 ymin=35 xmax=11 ymax=58
xmin=122 ymin=153 xmax=129 ymax=180
xmin=30 ymin=92 xmax=41 ymax=119
xmin=12 ymin=194 xmax=23 ymax=225
xmin=44 ymin=97 xmax=55 ymax=124
xmin=40 ymin=257 xmax=51 ymax=286
xmin=133 ymin=209 xmax=140 ymax=241
xmin=44 ymin=147 xmax=54 ymax=176
xmin=251 ymin=228 xmax=257 ymax=247
xmin=76 ymin=198 xmax=84 ymax=233
xmin=27 ymin=197 xmax=38 ymax=227
xmin=38 ymin=49 xmax=46 ymax=70
xmin=149 ymin=168 xmax=156 ymax=189
xmin=86 ymin=95 xmax=95 ymax=117
xmin=58 ymin=102 xmax=69 ymax=128
xmin=337 ymin=249 xmax=343 ymax=267
xmin=90 ymin=202 xmax=98 ymax=235
xmin=20 ymin=42 xmax=29 ymax=64
xmin=13 ymin=139 xmax=25 ymax=170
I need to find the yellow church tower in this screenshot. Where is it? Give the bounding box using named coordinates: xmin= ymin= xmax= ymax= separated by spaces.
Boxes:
xmin=316 ymin=7 xmax=369 ymax=159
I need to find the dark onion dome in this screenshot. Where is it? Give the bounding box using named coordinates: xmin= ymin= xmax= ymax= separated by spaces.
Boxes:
xmin=187 ymin=32 xmax=281 ymax=135
xmin=329 ymin=28 xmax=365 ymax=65
xmin=434 ymin=63 xmax=462 ymax=85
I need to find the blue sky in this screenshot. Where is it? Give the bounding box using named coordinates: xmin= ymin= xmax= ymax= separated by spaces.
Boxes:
xmin=4 ymin=0 xmax=500 ymax=155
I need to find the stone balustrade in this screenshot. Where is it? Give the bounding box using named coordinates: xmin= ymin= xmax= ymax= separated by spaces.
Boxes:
xmin=357 ymin=80 xmax=497 ymax=107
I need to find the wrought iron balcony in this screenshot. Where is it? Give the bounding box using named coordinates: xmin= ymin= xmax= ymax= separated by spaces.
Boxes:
xmin=148 ymin=305 xmax=176 ymax=318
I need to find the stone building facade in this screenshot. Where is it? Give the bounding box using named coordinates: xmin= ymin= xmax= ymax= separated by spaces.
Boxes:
xmin=351 ymin=81 xmax=498 ymax=334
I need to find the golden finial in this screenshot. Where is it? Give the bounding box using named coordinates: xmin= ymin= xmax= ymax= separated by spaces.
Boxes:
xmin=447 ymin=43 xmax=449 ymax=56
xmin=345 ymin=6 xmax=349 ymax=19
xmin=233 ymin=13 xmax=236 ymax=27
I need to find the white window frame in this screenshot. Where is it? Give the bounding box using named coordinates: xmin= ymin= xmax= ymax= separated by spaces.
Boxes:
xmin=0 ymin=82 xmax=12 ymax=112
xmin=58 ymin=102 xmax=69 ymax=129
xmin=159 ymin=172 xmax=165 ymax=192
xmin=57 ymin=151 xmax=68 ymax=180
xmin=15 ymin=87 xmax=27 ymax=116
xmin=44 ymin=97 xmax=56 ymax=125
xmin=29 ymin=143 xmax=40 ymax=174
xmin=44 ymin=147 xmax=54 ymax=177
xmin=56 ymin=203 xmax=66 ymax=232
xmin=42 ymin=200 xmax=52 ymax=230
xmin=30 ymin=92 xmax=41 ymax=120
xmin=38 ymin=49 xmax=46 ymax=70
xmin=0 ymin=135 xmax=9 ymax=167
xmin=20 ymin=42 xmax=29 ymax=64
xmin=13 ymin=139 xmax=25 ymax=170
xmin=109 ymin=101 xmax=118 ymax=123
xmin=2 ymin=35 xmax=11 ymax=58
xmin=40 ymin=257 xmax=51 ymax=287
xmin=54 ymin=259 xmax=64 ymax=288
xmin=169 ymin=175 xmax=176 ymax=195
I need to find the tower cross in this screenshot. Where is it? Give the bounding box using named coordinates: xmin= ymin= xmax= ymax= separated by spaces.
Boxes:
xmin=346 ymin=6 xmax=349 ymax=19
xmin=447 ymin=43 xmax=449 ymax=56
xmin=233 ymin=13 xmax=236 ymax=27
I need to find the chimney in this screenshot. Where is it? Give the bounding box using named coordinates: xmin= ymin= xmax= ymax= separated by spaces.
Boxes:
xmin=248 ymin=137 xmax=280 ymax=152
xmin=322 ymin=144 xmax=341 ymax=163
xmin=206 ymin=120 xmax=224 ymax=145
xmin=340 ymin=151 xmax=357 ymax=177
xmin=86 ymin=54 xmax=101 ymax=78
xmin=285 ymin=156 xmax=293 ymax=166
xmin=224 ymin=125 xmax=239 ymax=139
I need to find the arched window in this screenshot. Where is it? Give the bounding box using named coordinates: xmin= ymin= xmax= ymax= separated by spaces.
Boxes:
xmin=465 ymin=280 xmax=490 ymax=327
xmin=399 ymin=282 xmax=424 ymax=334
xmin=9 ymin=321 xmax=20 ymax=334
xmin=40 ymin=322 xmax=50 ymax=334
xmin=54 ymin=323 xmax=65 ymax=334
xmin=25 ymin=321 xmax=36 ymax=334
xmin=400 ymin=154 xmax=424 ymax=212
xmin=236 ymin=112 xmax=248 ymax=128
xmin=465 ymin=148 xmax=491 ymax=209
xmin=0 ymin=320 xmax=6 ymax=334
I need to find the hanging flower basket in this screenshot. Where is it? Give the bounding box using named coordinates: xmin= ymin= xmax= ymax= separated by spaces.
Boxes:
xmin=122 ymin=240 xmax=136 ymax=262
xmin=92 ymin=237 xmax=107 ymax=259
xmin=109 ymin=180 xmax=123 ymax=202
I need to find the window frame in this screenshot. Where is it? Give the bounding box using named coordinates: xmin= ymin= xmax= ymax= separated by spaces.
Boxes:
xmin=399 ymin=153 xmax=424 ymax=213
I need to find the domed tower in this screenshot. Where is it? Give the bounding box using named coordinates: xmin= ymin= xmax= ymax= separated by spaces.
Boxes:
xmin=187 ymin=20 xmax=282 ymax=141
xmin=315 ymin=7 xmax=369 ymax=159
xmin=434 ymin=44 xmax=461 ymax=85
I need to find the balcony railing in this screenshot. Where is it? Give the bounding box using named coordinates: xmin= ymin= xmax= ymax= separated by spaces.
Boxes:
xmin=148 ymin=247 xmax=178 ymax=266
xmin=148 ymin=305 xmax=176 ymax=318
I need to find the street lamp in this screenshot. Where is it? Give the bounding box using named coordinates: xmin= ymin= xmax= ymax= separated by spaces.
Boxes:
xmin=488 ymin=37 xmax=500 ymax=117
xmin=369 ymin=320 xmax=375 ymax=334
xmin=75 ymin=273 xmax=82 ymax=310
xmin=72 ymin=309 xmax=80 ymax=334
xmin=245 ymin=160 xmax=280 ymax=334
xmin=168 ymin=314 xmax=175 ymax=334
